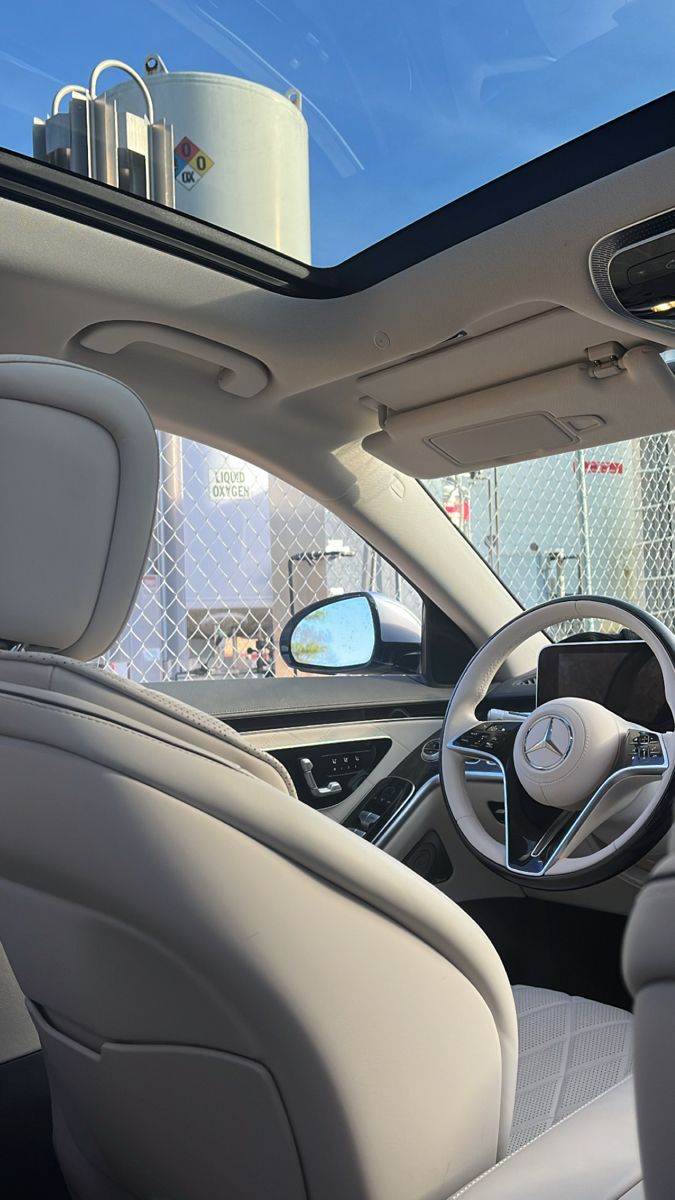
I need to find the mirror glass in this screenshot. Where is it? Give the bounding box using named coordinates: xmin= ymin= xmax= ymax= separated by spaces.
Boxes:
xmin=289 ymin=595 xmax=376 ymax=669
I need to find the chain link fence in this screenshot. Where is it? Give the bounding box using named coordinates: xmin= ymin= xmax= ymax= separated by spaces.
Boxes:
xmin=102 ymin=434 xmax=420 ymax=683
xmin=103 ymin=427 xmax=675 ymax=684
xmin=426 ymin=432 xmax=675 ymax=639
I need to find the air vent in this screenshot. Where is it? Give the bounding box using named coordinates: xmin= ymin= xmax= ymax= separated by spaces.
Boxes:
xmin=421 ymin=735 xmax=441 ymax=763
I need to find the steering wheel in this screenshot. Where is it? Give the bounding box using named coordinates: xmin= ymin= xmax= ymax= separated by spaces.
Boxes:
xmin=441 ymin=597 xmax=675 ymax=889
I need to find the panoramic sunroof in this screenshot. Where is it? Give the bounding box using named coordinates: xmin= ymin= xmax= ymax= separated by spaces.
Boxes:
xmin=3 ymin=0 xmax=675 ymax=267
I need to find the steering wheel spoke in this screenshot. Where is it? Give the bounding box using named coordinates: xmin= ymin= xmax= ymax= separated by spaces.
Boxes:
xmin=449 ymin=724 xmax=583 ymax=875
xmin=448 ymin=720 xmax=560 ymax=872
xmin=510 ymin=724 xmax=669 ymax=876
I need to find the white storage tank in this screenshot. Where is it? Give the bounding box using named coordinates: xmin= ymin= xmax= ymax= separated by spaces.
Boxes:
xmin=105 ymin=56 xmax=311 ymax=262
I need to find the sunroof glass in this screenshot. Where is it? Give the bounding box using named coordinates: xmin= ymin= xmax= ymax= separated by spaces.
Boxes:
xmin=3 ymin=0 xmax=675 ymax=266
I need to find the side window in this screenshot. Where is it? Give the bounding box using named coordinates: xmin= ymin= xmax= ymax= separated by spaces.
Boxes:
xmin=102 ymin=434 xmax=420 ymax=682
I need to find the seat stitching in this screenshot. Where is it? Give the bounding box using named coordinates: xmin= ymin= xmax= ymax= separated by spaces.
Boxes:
xmin=0 ymin=650 xmax=295 ymax=794
xmin=0 ymin=688 xmax=272 ymax=786
xmin=448 ymin=1078 xmax=633 ymax=1198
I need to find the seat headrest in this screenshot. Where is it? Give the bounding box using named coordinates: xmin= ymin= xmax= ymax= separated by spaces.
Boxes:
xmin=0 ymin=356 xmax=159 ymax=660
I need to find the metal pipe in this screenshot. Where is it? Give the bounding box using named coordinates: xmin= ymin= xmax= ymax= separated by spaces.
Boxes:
xmin=89 ymin=60 xmax=155 ymax=124
xmin=51 ymin=85 xmax=90 ymax=116
xmin=574 ymin=450 xmax=593 ymax=593
xmin=157 ymin=432 xmax=189 ymax=679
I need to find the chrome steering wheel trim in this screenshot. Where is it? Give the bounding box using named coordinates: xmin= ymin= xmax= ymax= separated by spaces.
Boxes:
xmin=447 ymin=721 xmax=668 ymax=879
xmin=441 ymin=596 xmax=675 ymax=890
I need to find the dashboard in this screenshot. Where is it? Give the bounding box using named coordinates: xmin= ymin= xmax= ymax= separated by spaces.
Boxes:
xmin=181 ymin=634 xmax=672 ymax=895
xmin=267 ymin=638 xmax=671 ymax=883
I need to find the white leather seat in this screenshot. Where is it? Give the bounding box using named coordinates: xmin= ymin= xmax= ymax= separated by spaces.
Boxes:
xmin=0 ymin=357 xmax=639 ymax=1200
xmin=510 ymin=985 xmax=632 ymax=1152
xmin=449 ymin=1077 xmax=641 ymax=1200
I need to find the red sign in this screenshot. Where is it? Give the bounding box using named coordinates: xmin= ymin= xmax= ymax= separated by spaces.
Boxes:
xmin=573 ymin=460 xmax=624 ymax=475
xmin=444 ymin=500 xmax=471 ymax=522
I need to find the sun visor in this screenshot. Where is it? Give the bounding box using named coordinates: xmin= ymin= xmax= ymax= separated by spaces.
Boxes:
xmin=362 ymin=344 xmax=675 ymax=477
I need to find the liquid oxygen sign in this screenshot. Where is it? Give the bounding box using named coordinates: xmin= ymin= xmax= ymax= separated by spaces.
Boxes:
xmin=209 ymin=467 xmax=253 ymax=502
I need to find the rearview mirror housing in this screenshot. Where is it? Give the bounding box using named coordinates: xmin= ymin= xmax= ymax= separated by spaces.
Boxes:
xmin=279 ymin=591 xmax=422 ymax=675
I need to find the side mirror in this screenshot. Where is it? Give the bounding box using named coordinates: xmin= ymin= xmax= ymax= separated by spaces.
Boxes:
xmin=279 ymin=592 xmax=422 ymax=674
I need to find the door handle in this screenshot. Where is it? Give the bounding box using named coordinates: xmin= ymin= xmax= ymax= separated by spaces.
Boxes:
xmin=299 ymin=757 xmax=342 ymax=800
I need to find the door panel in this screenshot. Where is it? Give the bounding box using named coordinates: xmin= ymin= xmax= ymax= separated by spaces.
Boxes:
xmin=250 ymin=717 xmax=442 ymax=826
xmin=251 ymin=718 xmax=521 ymax=901
xmin=382 ymin=779 xmax=521 ymax=903
xmin=254 ymin=715 xmax=653 ymax=914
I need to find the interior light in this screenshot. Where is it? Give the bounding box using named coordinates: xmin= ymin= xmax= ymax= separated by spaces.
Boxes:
xmin=651 ymin=300 xmax=675 ymax=312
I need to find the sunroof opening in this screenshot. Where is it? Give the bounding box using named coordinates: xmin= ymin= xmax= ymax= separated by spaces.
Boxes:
xmin=4 ymin=1 xmax=675 ymax=267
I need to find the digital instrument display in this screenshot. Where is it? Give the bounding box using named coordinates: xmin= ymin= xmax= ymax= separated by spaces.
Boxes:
xmin=537 ymin=641 xmax=672 ymax=732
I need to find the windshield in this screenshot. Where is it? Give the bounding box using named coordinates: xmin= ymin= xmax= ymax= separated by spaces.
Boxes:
xmin=421 ymin=416 xmax=675 ymax=629
xmin=4 ymin=1 xmax=675 ymax=264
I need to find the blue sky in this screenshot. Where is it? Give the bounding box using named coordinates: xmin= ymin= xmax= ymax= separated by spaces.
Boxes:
xmin=3 ymin=0 xmax=675 ymax=264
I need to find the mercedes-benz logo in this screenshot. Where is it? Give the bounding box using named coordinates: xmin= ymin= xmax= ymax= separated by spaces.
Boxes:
xmin=523 ymin=716 xmax=574 ymax=771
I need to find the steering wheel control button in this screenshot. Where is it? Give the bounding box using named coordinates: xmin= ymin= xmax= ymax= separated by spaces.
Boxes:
xmin=523 ymin=716 xmax=574 ymax=770
xmin=625 ymin=728 xmax=666 ymax=767
xmin=453 ymin=721 xmax=521 ymax=761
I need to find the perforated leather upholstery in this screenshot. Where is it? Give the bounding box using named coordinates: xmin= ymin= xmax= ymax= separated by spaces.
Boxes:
xmin=510 ymin=985 xmax=633 ymax=1152
xmin=450 ymin=1077 xmax=641 ymax=1200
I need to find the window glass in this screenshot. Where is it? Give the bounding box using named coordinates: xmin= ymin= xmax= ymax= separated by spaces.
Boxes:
xmin=102 ymin=433 xmax=420 ymax=682
xmin=5 ymin=2 xmax=675 ymax=263
xmin=422 ymin=431 xmax=675 ymax=635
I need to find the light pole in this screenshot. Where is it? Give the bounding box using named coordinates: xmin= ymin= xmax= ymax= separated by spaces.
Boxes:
xmin=157 ymin=432 xmax=189 ymax=679
xmin=574 ymin=449 xmax=593 ymax=594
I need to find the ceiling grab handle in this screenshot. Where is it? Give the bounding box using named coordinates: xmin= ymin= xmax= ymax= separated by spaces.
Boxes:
xmin=78 ymin=321 xmax=270 ymax=398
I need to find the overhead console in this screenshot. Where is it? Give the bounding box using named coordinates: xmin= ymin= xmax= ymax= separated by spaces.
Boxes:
xmin=591 ymin=209 xmax=675 ymax=338
xmin=360 ymin=306 xmax=675 ymax=477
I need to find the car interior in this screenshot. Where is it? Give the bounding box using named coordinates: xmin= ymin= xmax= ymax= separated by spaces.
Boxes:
xmin=5 ymin=7 xmax=675 ymax=1200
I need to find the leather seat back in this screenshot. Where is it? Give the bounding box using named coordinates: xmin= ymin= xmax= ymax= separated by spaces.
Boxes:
xmin=0 ymin=357 xmax=518 ymax=1200
xmin=624 ymin=832 xmax=675 ymax=1200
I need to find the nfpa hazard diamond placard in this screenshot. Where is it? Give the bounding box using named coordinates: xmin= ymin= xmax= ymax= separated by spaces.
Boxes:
xmin=174 ymin=135 xmax=215 ymax=191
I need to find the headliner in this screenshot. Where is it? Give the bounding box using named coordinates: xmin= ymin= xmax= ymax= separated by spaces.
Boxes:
xmin=3 ymin=103 xmax=675 ymax=657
